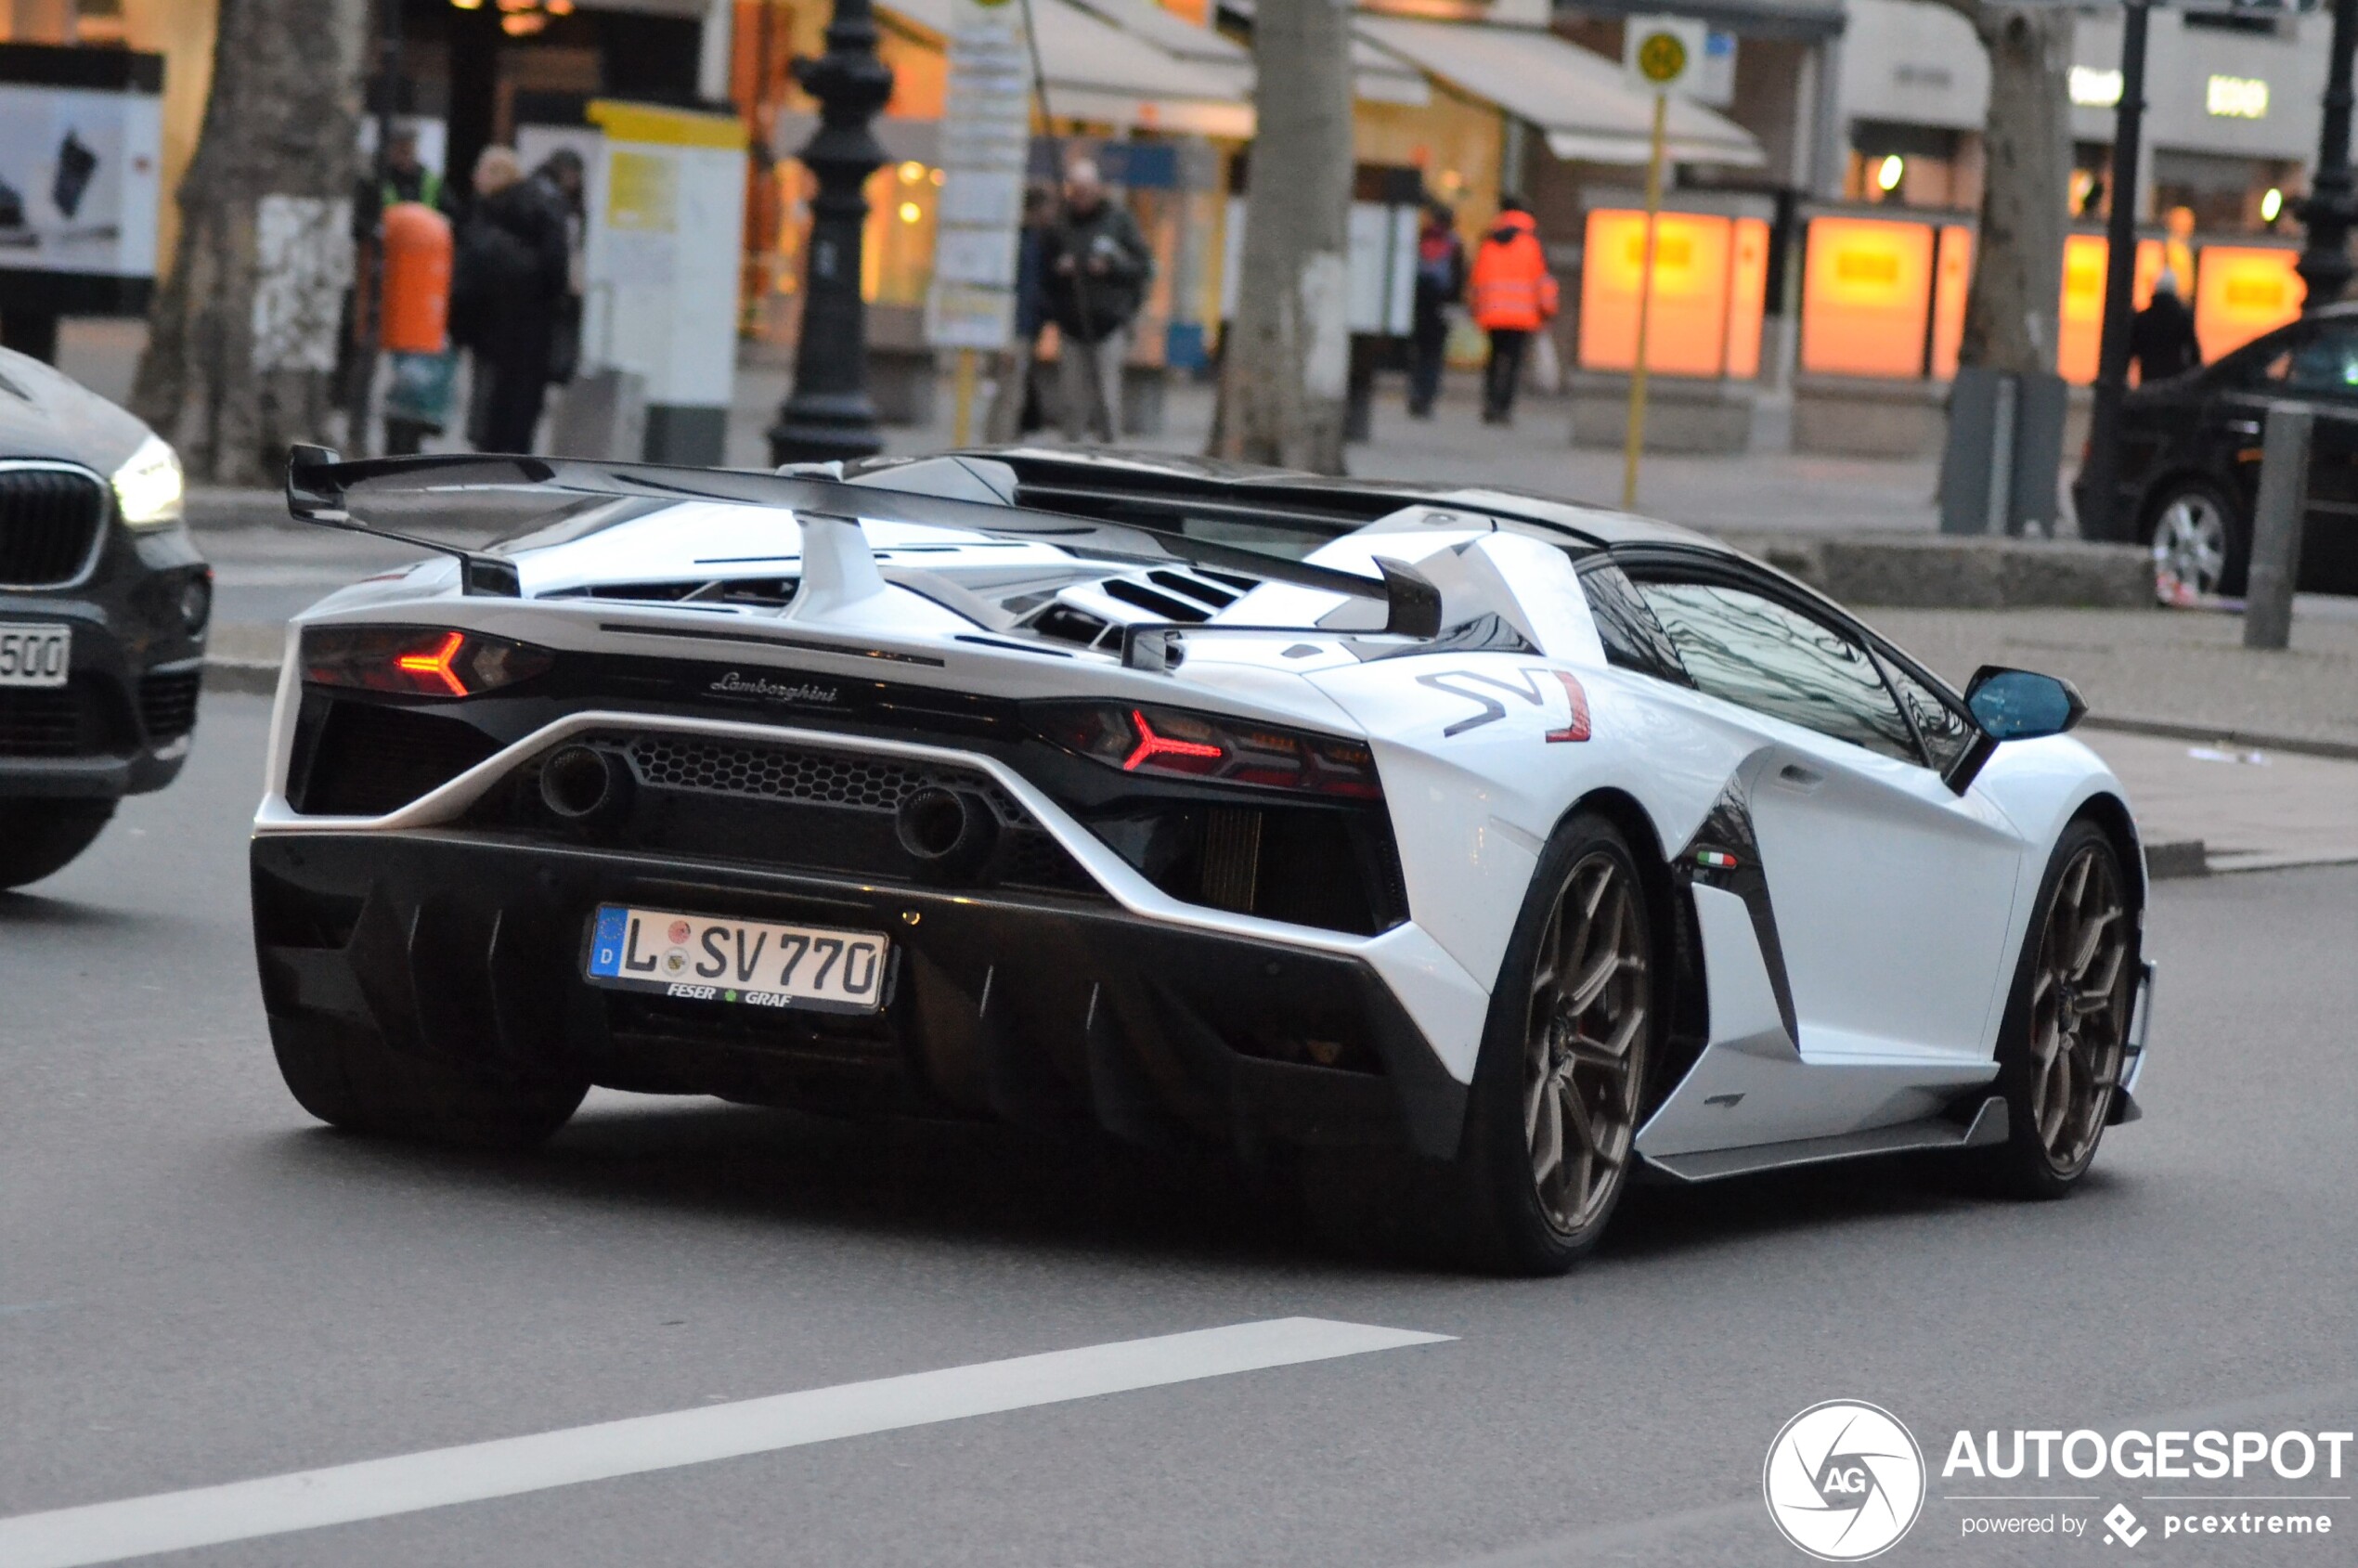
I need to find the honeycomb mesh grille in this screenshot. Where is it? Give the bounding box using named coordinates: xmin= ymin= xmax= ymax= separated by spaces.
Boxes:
xmin=623 ymin=732 xmax=1019 ymax=818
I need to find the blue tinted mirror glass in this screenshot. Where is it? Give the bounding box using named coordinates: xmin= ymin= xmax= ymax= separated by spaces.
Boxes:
xmin=1969 ymin=670 xmax=2076 ymax=740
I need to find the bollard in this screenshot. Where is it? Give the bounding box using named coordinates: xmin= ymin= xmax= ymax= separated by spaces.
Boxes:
xmin=2244 ymin=403 xmax=2312 ymax=651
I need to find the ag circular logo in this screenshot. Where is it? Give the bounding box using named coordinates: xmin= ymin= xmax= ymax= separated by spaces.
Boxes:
xmin=1763 ymin=1400 xmax=1925 ymax=1561
xmin=1636 ymin=31 xmax=1688 ymax=85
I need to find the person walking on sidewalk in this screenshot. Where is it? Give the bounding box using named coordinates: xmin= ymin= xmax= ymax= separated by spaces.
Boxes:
xmin=1043 ymin=160 xmax=1152 ymax=443
xmin=449 ymin=146 xmax=571 ymax=454
xmin=1407 ymin=201 xmax=1465 ymax=419
xmin=1468 ymin=198 xmax=1558 ymax=426
xmin=2130 ymin=269 xmax=2202 ymax=384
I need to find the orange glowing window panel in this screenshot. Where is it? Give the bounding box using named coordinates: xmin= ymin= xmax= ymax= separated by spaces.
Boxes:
xmin=2193 ymin=246 xmax=2302 ymax=362
xmin=1576 ymin=210 xmax=1768 ymax=380
xmin=1798 ymin=217 xmax=1937 ymax=379
xmin=1931 ymin=225 xmax=1973 ymax=381
xmin=2055 ymin=235 xmax=2167 ymax=386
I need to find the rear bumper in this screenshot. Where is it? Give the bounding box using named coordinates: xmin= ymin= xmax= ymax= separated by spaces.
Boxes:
xmin=251 ymin=830 xmax=1469 ymax=1159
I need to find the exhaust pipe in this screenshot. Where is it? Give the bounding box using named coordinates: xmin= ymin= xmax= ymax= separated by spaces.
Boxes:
xmin=539 ymin=745 xmax=631 ymax=827
xmin=895 ymin=785 xmax=997 ymax=880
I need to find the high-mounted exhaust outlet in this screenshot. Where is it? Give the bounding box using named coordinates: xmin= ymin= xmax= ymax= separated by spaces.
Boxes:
xmin=895 ymin=785 xmax=998 ymax=880
xmin=538 ymin=744 xmax=631 ymax=826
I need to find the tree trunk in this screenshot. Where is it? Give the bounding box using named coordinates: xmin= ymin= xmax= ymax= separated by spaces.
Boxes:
xmin=132 ymin=0 xmax=368 ymax=486
xmin=1210 ymin=0 xmax=1353 ymax=473
xmin=1957 ymin=4 xmax=2072 ymax=374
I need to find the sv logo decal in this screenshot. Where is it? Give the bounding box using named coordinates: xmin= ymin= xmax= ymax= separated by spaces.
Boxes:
xmin=1416 ymin=668 xmax=1590 ymax=741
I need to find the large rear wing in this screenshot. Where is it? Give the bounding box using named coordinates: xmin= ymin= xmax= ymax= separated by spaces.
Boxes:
xmin=282 ymin=445 xmax=1441 ymax=640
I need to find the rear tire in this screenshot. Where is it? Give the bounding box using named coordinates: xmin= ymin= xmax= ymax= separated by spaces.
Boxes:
xmin=1979 ymin=820 xmax=2136 ymax=1199
xmin=2144 ymin=477 xmax=2247 ymax=603
xmin=1450 ymin=811 xmax=1659 ymax=1275
xmin=0 ymin=799 xmax=116 ymax=890
xmin=270 ymin=1014 xmax=588 ymax=1150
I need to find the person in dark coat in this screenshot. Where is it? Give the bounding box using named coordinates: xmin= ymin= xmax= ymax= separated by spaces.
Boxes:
xmin=986 ymin=182 xmax=1058 ymax=440
xmin=1406 ymin=201 xmax=1466 ymax=419
xmin=1040 ymin=159 xmax=1153 ymax=442
xmin=450 ymin=146 xmax=571 ymax=454
xmin=2130 ymin=269 xmax=2202 ymax=383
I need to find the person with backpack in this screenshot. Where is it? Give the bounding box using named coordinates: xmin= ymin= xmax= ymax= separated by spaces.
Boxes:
xmin=1468 ymin=197 xmax=1559 ymax=426
xmin=449 ymin=146 xmax=570 ymax=454
xmin=1406 ymin=201 xmax=1466 ymax=420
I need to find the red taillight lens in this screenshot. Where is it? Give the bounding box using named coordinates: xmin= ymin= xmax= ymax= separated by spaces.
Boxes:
xmin=1030 ymin=702 xmax=1381 ymax=799
xmin=302 ymin=625 xmax=554 ymax=698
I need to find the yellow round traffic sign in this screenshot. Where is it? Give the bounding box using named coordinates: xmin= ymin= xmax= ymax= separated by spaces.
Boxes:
xmin=1636 ymin=31 xmax=1688 ymax=86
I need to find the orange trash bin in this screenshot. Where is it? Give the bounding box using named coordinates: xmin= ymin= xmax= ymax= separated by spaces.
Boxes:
xmin=379 ymin=201 xmax=453 ymax=355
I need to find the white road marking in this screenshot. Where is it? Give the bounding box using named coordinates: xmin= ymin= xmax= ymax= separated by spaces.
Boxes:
xmin=0 ymin=1316 xmax=1447 ymax=1568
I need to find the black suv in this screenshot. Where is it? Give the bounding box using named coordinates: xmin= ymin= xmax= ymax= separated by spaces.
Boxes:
xmin=1 ymin=348 xmax=210 ymax=888
xmin=2075 ymin=301 xmax=2358 ymax=601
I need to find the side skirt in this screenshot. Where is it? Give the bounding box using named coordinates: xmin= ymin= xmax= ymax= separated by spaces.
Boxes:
xmin=1639 ymin=1095 xmax=2010 ymax=1185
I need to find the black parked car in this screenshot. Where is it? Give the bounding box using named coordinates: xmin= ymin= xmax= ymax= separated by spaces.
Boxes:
xmin=0 ymin=347 xmax=210 ymax=888
xmin=2076 ymin=301 xmax=2358 ymax=601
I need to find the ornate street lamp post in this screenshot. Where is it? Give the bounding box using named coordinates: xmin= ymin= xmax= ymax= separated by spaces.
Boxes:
xmin=768 ymin=0 xmax=894 ymax=465
xmin=2079 ymin=0 xmax=2151 ymax=542
xmin=2297 ymin=0 xmax=2358 ymax=310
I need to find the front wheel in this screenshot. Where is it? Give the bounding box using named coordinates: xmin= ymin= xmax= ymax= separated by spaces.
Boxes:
xmin=1981 ymin=821 xmax=2136 ymax=1199
xmin=1453 ymin=812 xmax=1657 ymax=1275
xmin=0 ymin=799 xmax=116 ymax=890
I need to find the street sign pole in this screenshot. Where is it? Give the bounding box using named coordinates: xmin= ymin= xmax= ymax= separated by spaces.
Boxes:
xmin=1618 ymin=18 xmax=1700 ymax=511
xmin=1623 ymin=92 xmax=1667 ymax=511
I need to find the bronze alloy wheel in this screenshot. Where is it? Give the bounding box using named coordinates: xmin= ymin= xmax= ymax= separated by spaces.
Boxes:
xmin=2027 ymin=840 xmax=2131 ymax=1176
xmin=1522 ymin=849 xmax=1651 ymax=1234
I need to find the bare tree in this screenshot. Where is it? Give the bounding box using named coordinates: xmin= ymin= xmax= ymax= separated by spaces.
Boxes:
xmin=1942 ymin=1 xmax=2074 ymax=374
xmin=133 ymin=0 xmax=369 ymax=486
xmin=1211 ymin=0 xmax=1353 ymax=473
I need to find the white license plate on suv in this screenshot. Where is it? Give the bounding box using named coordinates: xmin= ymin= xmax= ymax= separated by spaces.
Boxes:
xmin=584 ymin=905 xmax=888 ymax=1013
xmin=0 ymin=624 xmax=71 ymax=688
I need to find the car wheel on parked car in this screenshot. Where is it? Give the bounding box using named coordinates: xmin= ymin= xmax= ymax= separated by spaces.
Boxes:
xmin=1980 ymin=819 xmax=2136 ymax=1199
xmin=0 ymin=799 xmax=115 ymax=890
xmin=2145 ymin=477 xmax=2245 ymax=603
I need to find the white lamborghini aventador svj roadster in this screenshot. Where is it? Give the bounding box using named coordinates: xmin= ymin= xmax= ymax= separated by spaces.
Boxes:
xmin=249 ymin=447 xmax=2152 ymax=1274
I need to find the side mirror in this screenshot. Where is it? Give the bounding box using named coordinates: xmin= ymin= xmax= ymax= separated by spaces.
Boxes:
xmin=1965 ymin=667 xmax=2088 ymax=741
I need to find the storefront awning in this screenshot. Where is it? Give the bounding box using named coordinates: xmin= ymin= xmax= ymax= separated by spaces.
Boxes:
xmin=1541 ymin=0 xmax=1845 ymax=43
xmin=1354 ymin=16 xmax=1766 ymax=169
xmin=881 ymin=0 xmax=1253 ymax=138
xmin=1201 ymin=0 xmax=1432 ymax=107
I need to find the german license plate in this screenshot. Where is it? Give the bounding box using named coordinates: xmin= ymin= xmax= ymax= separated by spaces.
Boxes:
xmin=584 ymin=905 xmax=888 ymax=1014
xmin=0 ymin=624 xmax=70 ymax=688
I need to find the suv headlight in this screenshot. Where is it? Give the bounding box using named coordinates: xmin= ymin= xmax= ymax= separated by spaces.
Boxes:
xmin=111 ymin=434 xmax=185 ymax=529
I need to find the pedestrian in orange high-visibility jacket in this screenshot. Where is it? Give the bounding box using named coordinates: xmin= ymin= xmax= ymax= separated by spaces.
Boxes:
xmin=1468 ymin=199 xmax=1558 ymax=425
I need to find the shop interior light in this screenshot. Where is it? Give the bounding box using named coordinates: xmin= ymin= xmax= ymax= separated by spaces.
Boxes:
xmin=2262 ymin=188 xmax=2285 ymax=224
xmin=899 ymin=161 xmax=926 ymax=183
xmin=449 ymin=0 xmax=483 ymax=9
xmin=1876 ymin=155 xmax=1905 ymax=195
xmin=502 ymin=12 xmax=547 ymax=32
xmin=899 ymin=201 xmax=922 ymax=225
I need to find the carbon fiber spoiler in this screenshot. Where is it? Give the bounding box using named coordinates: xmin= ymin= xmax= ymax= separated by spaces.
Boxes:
xmin=282 ymin=446 xmax=1443 ymax=639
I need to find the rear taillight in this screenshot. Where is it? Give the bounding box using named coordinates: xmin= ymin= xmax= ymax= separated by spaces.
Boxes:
xmin=1030 ymin=702 xmax=1381 ymax=799
xmin=302 ymin=625 xmax=554 ymax=699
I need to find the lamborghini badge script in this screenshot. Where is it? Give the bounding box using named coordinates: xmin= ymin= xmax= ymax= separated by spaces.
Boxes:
xmin=1763 ymin=1401 xmax=1925 ymax=1561
xmin=708 ymin=671 xmax=840 ymax=705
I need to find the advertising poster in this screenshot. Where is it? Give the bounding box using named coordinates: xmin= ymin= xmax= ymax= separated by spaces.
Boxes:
xmin=0 ymin=82 xmax=162 ymax=283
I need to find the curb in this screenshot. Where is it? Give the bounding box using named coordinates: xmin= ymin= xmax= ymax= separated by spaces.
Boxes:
xmin=1719 ymin=532 xmax=2152 ymax=610
xmin=2079 ymin=714 xmax=2358 ymax=763
xmin=202 ymin=658 xmax=279 ymax=696
xmin=2145 ymin=839 xmax=2208 ymax=880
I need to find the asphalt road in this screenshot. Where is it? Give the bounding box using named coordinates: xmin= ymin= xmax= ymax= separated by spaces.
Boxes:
xmin=4 ymin=693 xmax=2354 ymax=1568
